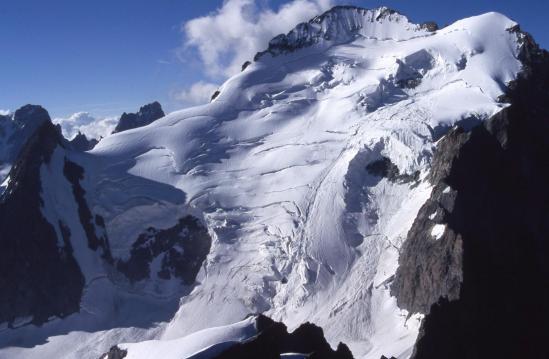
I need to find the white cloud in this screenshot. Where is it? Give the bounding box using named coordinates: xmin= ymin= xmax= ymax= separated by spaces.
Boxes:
xmin=182 ymin=0 xmax=334 ymax=78
xmin=53 ymin=112 xmax=119 ymax=140
xmin=0 ymin=109 xmax=11 ymax=116
xmin=173 ymin=81 xmax=219 ymax=106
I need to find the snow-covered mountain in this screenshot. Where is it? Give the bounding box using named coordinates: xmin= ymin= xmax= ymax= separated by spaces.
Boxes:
xmin=1 ymin=6 xmax=548 ymax=359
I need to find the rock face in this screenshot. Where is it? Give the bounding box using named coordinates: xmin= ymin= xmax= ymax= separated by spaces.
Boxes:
xmin=69 ymin=132 xmax=98 ymax=151
xmin=0 ymin=113 xmax=10 ymax=131
xmin=390 ymin=128 xmax=466 ymax=315
xmin=112 ymin=101 xmax=165 ymax=134
xmin=213 ymin=315 xmax=354 ymax=359
xmin=391 ymin=28 xmax=549 ymax=359
xmin=63 ymin=159 xmax=113 ymax=260
xmin=0 ymin=120 xmax=85 ymax=326
xmin=211 ymin=90 xmax=220 ymax=101
xmin=366 ymin=156 xmax=420 ymax=184
xmin=0 ymin=105 xmax=55 ymax=183
xmin=99 ymin=346 xmax=127 ymax=359
xmin=116 ymin=216 xmax=212 ymax=285
xmin=241 ymin=61 xmax=251 ymax=71
xmin=12 ymin=104 xmax=50 ymax=132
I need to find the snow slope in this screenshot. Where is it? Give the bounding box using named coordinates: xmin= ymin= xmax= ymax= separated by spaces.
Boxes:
xmin=0 ymin=7 xmax=523 ymax=359
xmin=116 ymin=317 xmax=257 ymax=359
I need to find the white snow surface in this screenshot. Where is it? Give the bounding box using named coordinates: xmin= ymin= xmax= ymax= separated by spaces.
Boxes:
xmin=0 ymin=8 xmax=523 ymax=359
xmin=118 ymin=317 xmax=257 ymax=359
xmin=431 ymin=224 xmax=446 ymax=240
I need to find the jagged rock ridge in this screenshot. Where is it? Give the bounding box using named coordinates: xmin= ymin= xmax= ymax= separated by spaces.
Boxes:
xmin=69 ymin=132 xmax=98 ymax=151
xmin=213 ymin=315 xmax=354 ymax=359
xmin=112 ymin=101 xmax=165 ymax=134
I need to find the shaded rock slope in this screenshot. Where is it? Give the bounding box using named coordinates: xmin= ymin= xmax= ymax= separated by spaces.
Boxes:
xmin=0 ymin=120 xmax=85 ymax=326
xmin=391 ymin=27 xmax=549 ymax=359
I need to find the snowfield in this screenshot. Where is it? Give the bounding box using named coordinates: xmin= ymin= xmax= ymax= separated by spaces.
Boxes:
xmin=0 ymin=7 xmax=522 ymax=359
xmin=116 ymin=317 xmax=257 ymax=359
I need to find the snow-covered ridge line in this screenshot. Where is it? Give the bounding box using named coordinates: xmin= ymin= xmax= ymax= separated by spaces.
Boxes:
xmin=254 ymin=6 xmax=437 ymax=61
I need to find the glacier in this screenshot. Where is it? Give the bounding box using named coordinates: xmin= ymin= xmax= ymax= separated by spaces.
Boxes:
xmin=0 ymin=6 xmax=526 ymax=359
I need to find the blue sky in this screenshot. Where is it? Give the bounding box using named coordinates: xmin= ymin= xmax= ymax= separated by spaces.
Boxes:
xmin=1 ymin=0 xmax=547 ymax=120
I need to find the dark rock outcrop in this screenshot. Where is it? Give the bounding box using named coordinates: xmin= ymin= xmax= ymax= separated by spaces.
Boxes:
xmin=390 ymin=129 xmax=466 ymax=315
xmin=366 ymin=157 xmax=420 ymax=184
xmin=241 ymin=61 xmax=252 ymax=71
xmin=419 ymin=21 xmax=438 ymax=32
xmin=12 ymin=104 xmax=50 ymax=130
xmin=211 ymin=90 xmax=221 ymax=101
xmin=64 ymin=160 xmax=112 ymax=261
xmin=112 ymin=102 xmax=164 ymax=134
xmin=99 ymin=346 xmax=127 ymax=359
xmin=0 ymin=112 xmax=10 ymax=124
xmin=391 ymin=28 xmax=549 ymax=359
xmin=69 ymin=132 xmax=98 ymax=151
xmin=214 ymin=315 xmax=354 ymax=359
xmin=1 ymin=105 xmax=52 ymax=167
xmin=393 ymin=50 xmax=435 ymax=90
xmin=116 ymin=216 xmax=211 ymax=284
xmin=0 ymin=120 xmax=85 ymax=326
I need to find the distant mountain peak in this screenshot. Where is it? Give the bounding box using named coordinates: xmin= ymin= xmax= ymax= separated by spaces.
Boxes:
xmin=69 ymin=132 xmax=99 ymax=152
xmin=112 ymin=101 xmax=165 ymax=134
xmin=0 ymin=104 xmax=58 ymax=187
xmin=13 ymin=104 xmax=50 ymax=129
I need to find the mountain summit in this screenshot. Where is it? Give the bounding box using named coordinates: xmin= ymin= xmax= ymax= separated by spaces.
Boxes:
xmin=255 ymin=6 xmax=436 ymax=60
